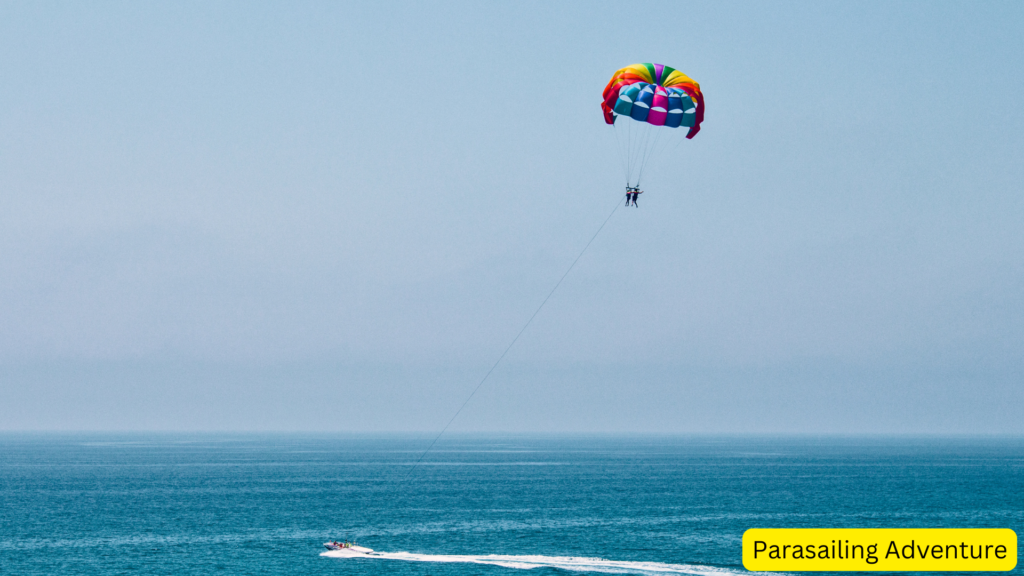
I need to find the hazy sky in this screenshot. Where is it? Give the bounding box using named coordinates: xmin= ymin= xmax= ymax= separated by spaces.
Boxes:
xmin=1 ymin=1 xmax=1022 ymax=433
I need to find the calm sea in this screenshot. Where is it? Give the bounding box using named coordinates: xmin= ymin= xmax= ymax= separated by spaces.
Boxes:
xmin=1 ymin=434 xmax=1021 ymax=575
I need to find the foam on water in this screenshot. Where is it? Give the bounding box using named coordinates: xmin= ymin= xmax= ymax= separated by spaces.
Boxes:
xmin=321 ymin=550 xmax=752 ymax=576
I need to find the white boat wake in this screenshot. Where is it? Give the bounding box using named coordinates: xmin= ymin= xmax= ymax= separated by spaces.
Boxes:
xmin=321 ymin=550 xmax=749 ymax=575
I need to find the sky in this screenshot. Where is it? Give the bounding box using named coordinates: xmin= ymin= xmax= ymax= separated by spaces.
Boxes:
xmin=1 ymin=1 xmax=1022 ymax=433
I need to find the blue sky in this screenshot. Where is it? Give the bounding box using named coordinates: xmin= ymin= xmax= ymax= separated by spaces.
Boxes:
xmin=1 ymin=1 xmax=1022 ymax=433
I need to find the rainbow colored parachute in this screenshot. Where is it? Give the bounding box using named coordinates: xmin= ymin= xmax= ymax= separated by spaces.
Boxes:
xmin=602 ymin=63 xmax=704 ymax=139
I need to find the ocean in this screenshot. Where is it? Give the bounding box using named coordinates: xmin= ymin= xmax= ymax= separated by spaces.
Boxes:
xmin=1 ymin=434 xmax=1021 ymax=575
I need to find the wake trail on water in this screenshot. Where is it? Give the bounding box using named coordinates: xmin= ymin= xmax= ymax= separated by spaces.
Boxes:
xmin=320 ymin=550 xmax=754 ymax=576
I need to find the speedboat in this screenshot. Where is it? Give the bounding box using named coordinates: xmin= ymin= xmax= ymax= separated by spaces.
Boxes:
xmin=323 ymin=541 xmax=374 ymax=554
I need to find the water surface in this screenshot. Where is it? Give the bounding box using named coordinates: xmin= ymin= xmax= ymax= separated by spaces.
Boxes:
xmin=1 ymin=434 xmax=1021 ymax=575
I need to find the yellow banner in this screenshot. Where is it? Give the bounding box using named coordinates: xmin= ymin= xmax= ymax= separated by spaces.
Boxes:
xmin=742 ymin=528 xmax=1017 ymax=571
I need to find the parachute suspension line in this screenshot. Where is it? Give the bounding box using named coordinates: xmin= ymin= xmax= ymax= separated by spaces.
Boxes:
xmin=632 ymin=122 xmax=649 ymax=186
xmin=632 ymin=121 xmax=655 ymax=186
xmin=625 ymin=118 xmax=635 ymax=185
xmin=630 ymin=122 xmax=644 ymax=185
xmin=666 ymin=126 xmax=690 ymax=157
xmin=649 ymin=131 xmax=690 ymax=184
xmin=634 ymin=123 xmax=657 ymax=186
xmin=399 ymin=194 xmax=626 ymax=481
xmin=635 ymin=123 xmax=667 ymax=186
xmin=627 ymin=121 xmax=640 ymax=184
xmin=609 ymin=118 xmax=630 ymax=186
xmin=615 ymin=117 xmax=688 ymax=190
xmin=619 ymin=116 xmax=689 ymax=189
xmin=625 ymin=121 xmax=638 ymax=184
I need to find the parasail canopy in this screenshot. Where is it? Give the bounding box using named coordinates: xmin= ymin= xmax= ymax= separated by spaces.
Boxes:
xmin=602 ymin=63 xmax=704 ymax=139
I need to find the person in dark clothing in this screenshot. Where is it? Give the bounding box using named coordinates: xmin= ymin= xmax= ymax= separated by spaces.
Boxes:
xmin=632 ymin=189 xmax=643 ymax=207
xmin=626 ymin=187 xmax=635 ymax=206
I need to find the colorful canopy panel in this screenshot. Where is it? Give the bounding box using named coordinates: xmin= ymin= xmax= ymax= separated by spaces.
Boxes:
xmin=601 ymin=63 xmax=704 ymax=138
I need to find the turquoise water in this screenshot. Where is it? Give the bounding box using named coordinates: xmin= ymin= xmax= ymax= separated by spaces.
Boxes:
xmin=1 ymin=435 xmax=1021 ymax=575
